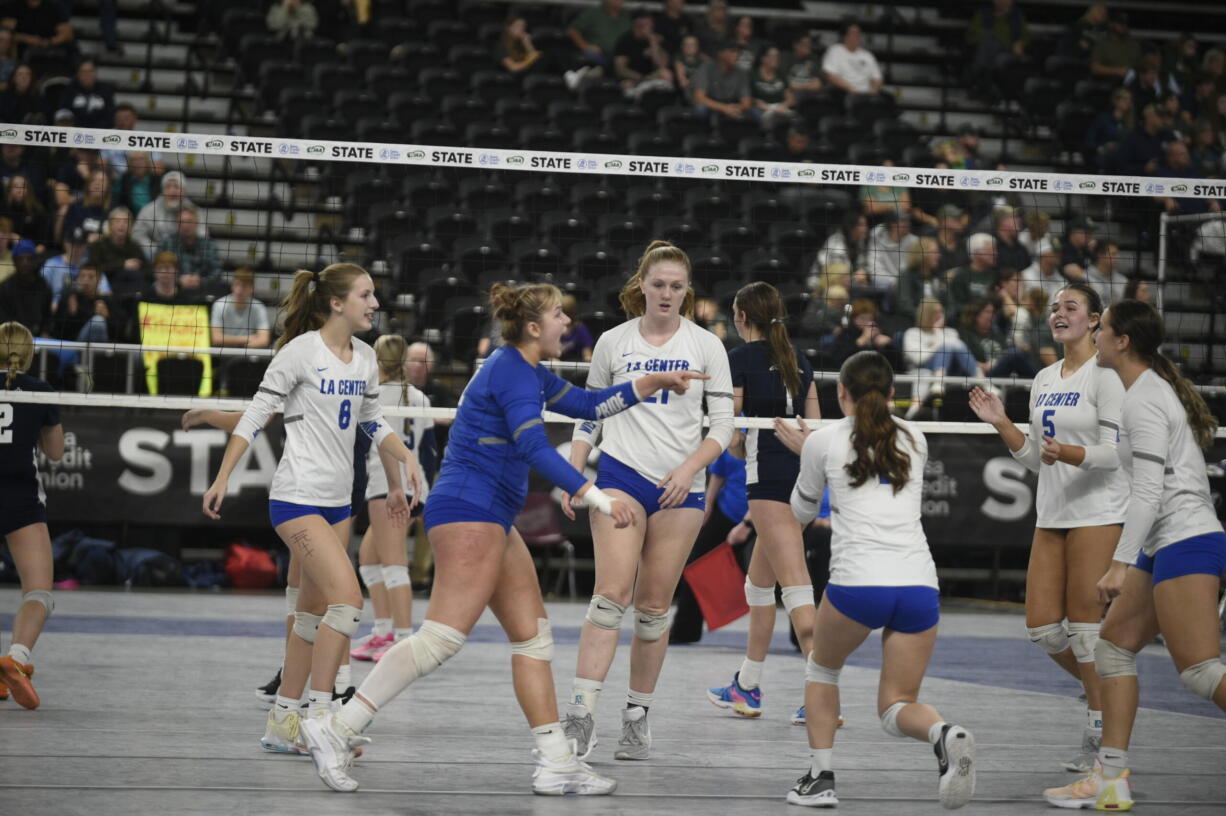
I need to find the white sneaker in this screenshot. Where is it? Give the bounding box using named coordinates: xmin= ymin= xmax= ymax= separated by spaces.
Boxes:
xmin=300 ymin=712 xmax=371 ymax=792
xmin=561 ymin=704 xmax=597 ymax=760
xmin=1044 ymin=766 xmax=1133 ymax=810
xmin=531 ymin=749 xmax=617 ymax=796
xmin=614 ymin=705 xmax=651 ymax=761
xmin=934 ymin=724 xmax=975 ymax=809
xmin=260 ymin=709 xmax=308 ymax=755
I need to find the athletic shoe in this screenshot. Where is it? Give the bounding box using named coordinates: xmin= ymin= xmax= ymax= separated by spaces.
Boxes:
xmin=1063 ymin=728 xmax=1103 ymax=773
xmin=255 ymin=667 xmax=282 ymax=707
xmin=1044 ymin=767 xmax=1133 ymax=810
xmin=370 ymin=637 xmax=398 ymax=663
xmin=0 ymin=661 xmax=33 ymax=701
xmin=332 ymin=686 xmax=356 ymax=712
xmin=790 ymin=706 xmax=845 ymax=728
xmin=531 ymin=748 xmax=618 ymax=796
xmin=0 ymin=656 xmax=38 ymax=709
xmin=300 ymin=712 xmax=371 ymax=792
xmin=934 ymin=724 xmax=976 ymax=809
xmin=786 ymin=769 xmax=838 ymax=807
xmin=260 ymin=709 xmax=308 ymax=755
xmin=350 ymin=632 xmax=392 ymax=662
xmin=561 ymin=704 xmax=597 ymax=760
xmin=614 ymin=705 xmax=651 ymax=761
xmin=707 ymin=672 xmax=762 ymax=717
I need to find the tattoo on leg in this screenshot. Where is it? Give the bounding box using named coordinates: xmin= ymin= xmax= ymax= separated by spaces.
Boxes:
xmin=291 ymin=530 xmax=314 ymax=558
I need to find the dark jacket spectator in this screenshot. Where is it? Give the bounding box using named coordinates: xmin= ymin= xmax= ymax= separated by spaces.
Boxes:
xmin=1061 ymin=216 xmax=1097 ymax=282
xmin=156 ymin=207 xmax=221 ymax=283
xmin=653 ymin=0 xmax=691 ymax=58
xmin=2 ymin=0 xmax=74 ymax=56
xmin=1086 ymin=88 xmax=1134 ymax=170
xmin=0 ymin=239 xmax=52 ymax=335
xmin=114 ymin=152 xmax=161 ymax=215
xmin=896 ymin=237 xmax=948 ymax=321
xmin=1056 ymin=3 xmax=1107 ymax=60
xmin=691 ymin=0 xmax=728 ymax=57
xmin=0 ymin=62 xmax=43 ymax=123
xmin=568 ymin=0 xmax=631 ymax=65
xmin=991 ymin=206 xmax=1030 ymax=272
xmin=63 ymin=168 xmax=109 ymax=242
xmin=966 ymin=0 xmax=1029 ymax=70
xmin=947 ymin=232 xmax=998 ymax=317
xmin=1115 ymin=105 xmax=1171 ymax=175
xmin=1 ymin=171 xmax=46 ymax=247
xmin=828 ymin=298 xmax=894 ymax=368
xmin=87 ymin=206 xmax=148 ymax=298
xmin=58 ymin=59 xmax=114 ymax=128
xmin=781 ymin=32 xmax=823 ymax=97
xmin=1091 ymin=11 xmax=1141 ymax=81
xmin=1154 ymin=140 xmax=1223 ymax=216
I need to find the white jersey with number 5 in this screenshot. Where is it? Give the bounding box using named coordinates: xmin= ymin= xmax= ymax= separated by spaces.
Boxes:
xmin=1025 ymin=358 xmax=1129 ymax=528
xmin=364 ymin=381 xmax=432 ymax=502
xmin=573 ymin=317 xmax=734 ymax=492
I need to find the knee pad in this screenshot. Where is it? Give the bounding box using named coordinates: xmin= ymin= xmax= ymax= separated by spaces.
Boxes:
xmin=293 ymin=610 xmax=322 ymax=644
xmin=21 ymin=589 xmax=53 ymax=616
xmin=1094 ymin=638 xmax=1137 ymax=678
xmin=781 ymin=585 xmax=815 ymax=614
xmin=1027 ymin=622 xmax=1070 ymax=655
xmin=634 ymin=609 xmax=670 ymax=642
xmin=358 ymin=564 xmax=383 ymax=589
xmin=744 ymin=578 xmax=776 ymax=607
xmin=880 ymin=701 xmax=907 ymax=738
xmin=382 ymin=564 xmax=410 ymax=590
xmin=322 ymin=603 xmax=362 ymax=638
xmin=409 ymin=619 xmax=466 ymax=678
xmin=284 ymin=586 xmax=299 ymax=617
xmin=1179 ymin=658 xmax=1226 ymax=701
xmin=510 ymin=618 xmax=554 ymax=663
xmin=804 ymin=653 xmax=840 ymax=685
xmin=1067 ymin=622 xmax=1101 ymax=664
xmin=586 ymin=594 xmax=627 ymax=630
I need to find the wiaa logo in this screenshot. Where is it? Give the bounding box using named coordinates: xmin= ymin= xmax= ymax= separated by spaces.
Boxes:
xmin=986 ymin=176 xmax=1003 ymax=187
xmin=1079 ymin=181 xmax=1096 ymax=190
xmin=891 ymin=172 xmax=910 ymax=182
xmin=0 ymin=128 xmax=17 ymax=138
xmin=407 ymin=149 xmax=426 ymax=160
xmin=307 ymin=144 xmax=325 ymax=154
xmin=797 ymin=168 xmax=816 ymax=178
xmin=604 ymin=159 xmax=623 ymax=169
xmin=102 ymin=133 xmax=121 ymax=144
xmin=505 ymin=155 xmax=525 ymax=165
xmin=1170 ymin=184 xmax=1189 ymax=193
xmin=205 ymin=138 xmax=223 ymax=149
xmin=701 ymin=164 xmax=719 ymax=174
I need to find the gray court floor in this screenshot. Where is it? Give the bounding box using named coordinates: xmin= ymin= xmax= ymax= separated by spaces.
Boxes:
xmin=1 ymin=589 xmax=1223 ymax=816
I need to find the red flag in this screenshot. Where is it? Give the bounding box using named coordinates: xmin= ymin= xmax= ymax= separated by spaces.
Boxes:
xmin=682 ymin=541 xmax=749 ymax=632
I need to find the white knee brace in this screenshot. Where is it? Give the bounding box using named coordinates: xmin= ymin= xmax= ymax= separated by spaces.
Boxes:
xmin=1179 ymin=658 xmax=1226 ymax=701
xmin=1067 ymin=622 xmax=1101 ymax=664
xmin=293 ymin=610 xmax=322 ymax=643
xmin=586 ymin=594 xmax=626 ymax=630
xmin=510 ymin=618 xmax=554 ymax=662
xmin=1027 ymin=622 xmax=1070 ymax=655
xmin=382 ymin=564 xmax=411 ymax=590
xmin=744 ymin=578 xmax=776 ymax=607
xmin=409 ymin=619 xmax=466 ymax=678
xmin=634 ymin=609 xmax=670 ymax=642
xmin=781 ymin=585 xmax=815 ymax=614
xmin=284 ymin=586 xmax=299 ymax=617
xmin=322 ymin=603 xmax=362 ymax=638
xmin=21 ymin=589 xmax=53 ymax=616
xmin=804 ymin=653 xmax=840 ymax=685
xmin=1094 ymin=638 xmax=1137 ymax=678
xmin=880 ymin=701 xmax=907 ymax=738
xmin=358 ymin=564 xmax=383 ymax=589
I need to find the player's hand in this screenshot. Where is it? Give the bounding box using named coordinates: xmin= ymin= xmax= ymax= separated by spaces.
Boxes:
xmin=203 ymin=478 xmax=227 ymax=519
xmin=559 ymin=490 xmax=579 ymax=521
xmin=608 ymin=499 xmax=635 ymax=528
xmin=657 ymin=465 xmax=696 ymax=509
xmin=1040 ymin=435 xmax=1063 ymax=465
xmin=386 ymin=487 xmax=410 ymax=527
xmin=181 ymin=408 xmax=208 ymax=431
xmin=773 ymin=415 xmax=812 ymax=455
xmin=403 ymin=458 xmax=424 ymax=513
xmin=1097 ymin=561 xmax=1129 ymax=604
xmin=968 ymin=386 xmax=1007 ymax=426
xmin=727 ymin=520 xmax=752 ymax=545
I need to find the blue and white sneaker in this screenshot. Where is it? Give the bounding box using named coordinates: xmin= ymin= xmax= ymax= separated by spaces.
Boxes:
xmin=707 ymin=672 xmax=762 ymax=717
xmin=791 ymin=705 xmax=844 ymax=727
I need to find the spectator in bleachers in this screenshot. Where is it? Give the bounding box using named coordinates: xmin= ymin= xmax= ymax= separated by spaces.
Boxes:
xmin=158 ymin=206 xmax=220 ymax=283
xmin=0 ymin=216 xmax=13 ymax=282
xmin=1202 ymin=48 xmax=1225 ymax=94
xmin=1008 ymin=285 xmax=1058 ymax=368
xmin=266 ymin=0 xmax=319 ymax=41
xmin=1056 ymin=3 xmax=1107 ymax=60
xmin=691 ymin=0 xmax=728 ymax=58
xmin=0 ymin=239 xmax=50 ymax=335
xmin=947 ymin=232 xmax=998 ymax=317
xmin=1085 ymin=241 xmax=1130 ymax=304
xmin=1085 ymin=87 xmax=1134 ymax=172
xmin=990 ymin=205 xmax=1030 ymax=272
xmin=613 ymin=13 xmax=674 ymax=97
xmin=935 ymin=123 xmax=984 ymax=170
xmin=0 ymin=62 xmax=43 ymax=123
xmin=781 ymin=32 xmax=823 ymax=98
xmin=800 ymin=280 xmax=848 ymax=338
xmin=934 ymin=204 xmax=969 ymax=271
xmin=559 ymin=294 xmax=594 ymax=362
xmin=750 ymin=46 xmax=794 ymax=129
xmin=41 ymin=225 xmax=108 ymax=310
xmin=865 ymin=208 xmax=917 ymax=302
xmin=1189 ymin=119 xmax=1222 ymax=177
xmin=827 ymin=297 xmax=894 ymax=368
xmin=896 ymin=236 xmax=946 ymax=322
xmin=693 ymin=296 xmax=730 ymax=342
xmin=965 ymin=0 xmax=1029 ymax=73
xmin=780 ymin=125 xmax=819 ymax=163
xmin=1154 ymin=139 xmax=1223 ymax=215
xmin=406 ymin=340 xmax=457 ymax=410
xmin=810 ymin=211 xmax=867 ymax=288
xmin=1115 ymin=103 xmax=1170 ymax=176
xmin=1021 ymin=237 xmax=1067 ymax=301
xmin=1165 ymin=34 xmax=1200 ymax=92
xmin=142 ymin=251 xmax=193 ymax=306
xmin=653 ymin=0 xmax=691 ymax=58
xmin=1 ymin=173 xmax=45 ymax=248
xmin=55 ymin=144 xmax=107 ymax=194
xmin=1159 ymin=91 xmax=1193 ymax=141
xmin=1211 ymin=92 xmax=1226 ymax=150
xmin=960 ymin=296 xmax=1035 ymax=377
xmin=53 ymin=260 xmax=113 ymax=350
xmin=1061 ymin=215 xmax=1096 ymax=282
xmin=210 ymin=267 xmax=270 ymax=350
xmin=115 ymin=152 xmax=160 ymax=214
xmin=673 ymin=33 xmax=705 ymax=99
xmin=48 ymin=179 xmax=72 ymax=248
xmin=87 ymin=206 xmax=146 ymax=298
xmin=822 ymin=21 xmax=882 ymax=97
xmin=101 ymin=105 xmax=165 ymax=177
xmin=1018 ymin=209 xmax=1051 ymax=257
xmin=902 ymin=297 xmax=981 ymax=377
xmin=58 ymin=58 xmax=113 ymax=129
xmin=499 ymin=16 xmax=543 ymax=75
xmin=0 ymin=29 xmax=17 ymax=89
xmin=3 ymin=0 xmax=74 ymax=60
xmin=730 ymin=16 xmax=764 ymax=73
xmin=63 ymin=168 xmax=108 ymax=243
xmin=1090 ymin=10 xmax=1140 ymax=81
xmin=1123 ymin=277 xmax=1152 ymax=304
xmin=567 ymin=0 xmax=631 ymax=68
xmin=691 ymin=40 xmax=752 ymax=122
xmin=860 ymin=161 xmax=911 ymax=219
xmin=1123 ymin=51 xmax=1179 ymax=113
xmin=133 ymin=171 xmax=202 ymax=257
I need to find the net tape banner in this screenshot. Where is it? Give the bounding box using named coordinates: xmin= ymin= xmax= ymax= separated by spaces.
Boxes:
xmin=8 ymin=123 xmax=1223 ymax=200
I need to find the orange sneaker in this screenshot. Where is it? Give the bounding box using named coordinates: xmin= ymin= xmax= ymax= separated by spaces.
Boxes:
xmin=0 ymin=656 xmax=38 ymax=709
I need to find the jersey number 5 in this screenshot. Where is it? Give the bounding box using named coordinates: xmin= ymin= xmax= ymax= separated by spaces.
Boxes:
xmin=338 ymin=399 xmax=352 ymax=429
xmin=0 ymin=403 xmax=11 ymax=443
xmin=1041 ymin=408 xmax=1056 ymax=438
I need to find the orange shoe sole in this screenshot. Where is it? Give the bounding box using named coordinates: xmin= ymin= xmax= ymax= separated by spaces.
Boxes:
xmin=0 ymin=657 xmax=38 ymax=709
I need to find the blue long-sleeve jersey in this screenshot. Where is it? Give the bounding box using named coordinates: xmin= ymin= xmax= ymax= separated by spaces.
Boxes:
xmin=431 ymin=345 xmax=640 ymax=522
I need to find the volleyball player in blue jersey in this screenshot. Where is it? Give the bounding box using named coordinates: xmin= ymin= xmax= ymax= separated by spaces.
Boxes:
xmin=301 ymin=281 xmax=705 ymax=795
xmin=0 ymin=322 xmax=64 ymax=709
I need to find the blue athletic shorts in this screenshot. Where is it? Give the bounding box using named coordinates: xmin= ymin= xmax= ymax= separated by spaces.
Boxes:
xmin=1132 ymin=531 xmax=1226 ymax=585
xmin=268 ymin=500 xmax=352 ymax=528
xmin=596 ymin=453 xmax=705 ymax=517
xmin=825 ymin=584 xmax=941 ymax=634
xmin=0 ymin=498 xmax=46 ymax=537
xmin=423 ymin=494 xmax=513 ymax=532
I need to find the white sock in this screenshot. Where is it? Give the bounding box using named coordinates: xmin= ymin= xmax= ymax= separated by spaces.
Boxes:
xmin=373 ymin=618 xmax=393 ymax=637
xmin=571 ymin=678 xmax=602 ymax=712
xmin=8 ymin=644 xmax=31 ymax=664
xmin=306 ymin=689 xmax=331 ymax=715
xmin=738 ymin=657 xmax=765 ymax=690
xmin=338 ymin=695 xmax=377 ymax=734
xmin=273 ymin=694 xmax=298 ymax=721
xmin=334 ymin=663 xmax=352 ymax=692
xmin=627 ymin=688 xmax=654 ymax=710
xmin=1087 ymin=709 xmax=1103 ymax=731
xmin=394 ymin=627 xmax=413 ymax=641
xmin=1098 ymin=747 xmax=1127 ymax=778
xmin=927 ymin=720 xmax=947 ymax=745
xmin=531 ymin=722 xmax=572 ymax=763
xmin=809 ymin=748 xmax=833 ymax=775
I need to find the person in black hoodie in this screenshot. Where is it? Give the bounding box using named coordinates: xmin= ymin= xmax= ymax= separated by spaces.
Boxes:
xmin=0 ymin=239 xmax=51 ymax=336
xmin=58 ymin=59 xmax=114 ymax=129
xmin=0 ymin=62 xmax=44 ymax=123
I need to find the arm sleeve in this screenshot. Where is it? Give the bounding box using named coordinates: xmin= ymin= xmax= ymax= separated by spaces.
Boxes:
xmin=703 ymin=336 xmax=735 ymax=451
xmin=541 ymin=368 xmax=640 ymax=420
xmin=1114 ymin=396 xmax=1169 ymax=564
xmin=572 ymin=331 xmax=614 ymax=447
xmin=1012 ymin=376 xmax=1042 ymax=472
xmin=357 ymin=354 xmax=393 ymax=450
xmin=498 ymin=370 xmax=589 ymax=495
xmin=233 ymin=346 xmax=297 ymax=443
xmin=1079 ymin=368 xmax=1123 ymax=472
xmin=791 ymin=430 xmax=828 ymax=523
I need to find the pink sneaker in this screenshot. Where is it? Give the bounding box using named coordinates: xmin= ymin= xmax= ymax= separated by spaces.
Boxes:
xmin=371 ymin=636 xmax=401 ymax=662
xmin=350 ymin=632 xmax=392 ymax=661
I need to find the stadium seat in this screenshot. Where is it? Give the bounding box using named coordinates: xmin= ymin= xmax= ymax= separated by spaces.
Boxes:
xmin=523 ymin=74 xmax=571 ymax=108
xmin=443 ymin=94 xmax=494 ymax=131
xmin=579 ymin=308 xmax=623 ymax=339
xmin=471 ymin=70 xmax=519 ymax=105
xmin=685 ymin=188 xmax=738 ymax=223
xmin=410 ymin=119 xmax=461 ymax=146
xmin=741 ymin=249 xmax=795 ymax=287
xmin=771 ymin=223 xmax=820 ymax=267
xmin=406 ymin=0 xmax=452 ymax=25
xmin=573 ymin=127 xmax=620 ymax=154
xmin=636 ymin=85 xmax=677 ymax=118
xmin=453 ymin=237 xmax=509 ymax=278
xmin=592 ymin=274 xmax=630 ymax=310
xmin=689 ymin=250 xmax=735 ymax=290
xmin=394 ymin=238 xmax=451 ymax=285
xmin=712 ymin=219 xmax=757 ymax=265
xmin=448 ymin=44 xmax=494 ymax=75
xmin=376 ymin=17 xmax=419 ymax=48
xmin=356 ymin=118 xmax=403 ymax=145
xmin=157 ymin=358 xmax=204 ymax=397
xmin=572 ymin=183 xmax=623 ymax=217
xmin=570 ymin=243 xmax=622 ymax=280
xmin=396 ymin=42 xmax=443 ymax=76
xmin=682 ymin=133 xmax=734 ymax=160
xmin=293 ymin=36 xmax=338 ymax=68
xmin=495 ymin=97 xmax=544 ymax=132
xmin=420 ymin=67 xmax=467 ymax=100
xmin=458 ymin=0 xmax=509 ymax=30
xmin=658 ymin=105 xmax=707 ymax=142
xmin=1054 ymin=100 xmax=1096 ymax=157
xmin=428 ymin=19 xmax=475 ymax=51
xmin=847 ymin=142 xmax=890 ymax=166
xmin=277 ymin=86 xmax=324 ymax=138
xmin=717 ymin=116 xmax=762 ymax=147
xmin=221 ymin=8 xmax=265 ymax=56
xmin=345 ymin=39 xmax=390 ymax=75
xmin=333 ymin=89 xmax=384 ymax=123
xmin=803 ymin=189 xmax=852 ymax=224
xmin=578 ymin=79 xmax=625 ymax=112
xmin=367 ymin=65 xmax=413 ymax=101
xmin=389 ymin=92 xmax=437 ymax=129
xmin=628 ymin=131 xmax=681 ymax=157
xmin=627 ymin=186 xmax=678 ymax=220
xmin=458 ymin=177 xmax=513 ymax=211
xmin=819 ymin=115 xmax=862 ymax=154
xmin=654 ymin=217 xmax=705 ymax=252
xmin=873 ymin=118 xmax=919 ymax=159
xmin=258 ymin=61 xmax=305 ymax=112
xmin=745 ymin=190 xmax=796 ymax=227
xmin=515 ymin=178 xmax=566 ymax=216
xmin=517 ymin=123 xmax=570 ymax=153
xmin=542 ymin=213 xmax=591 ymax=255
xmin=512 ymin=240 xmax=566 ymax=279
xmin=443 ymin=301 xmax=488 ymax=367
xmin=313 ymin=62 xmax=359 ymax=97
xmin=1073 ymin=78 xmax=1115 ymax=112
xmin=738 ymin=137 xmax=781 ymax=161
xmin=485 ymin=209 xmax=536 ymax=251
xmin=602 ymin=103 xmax=651 ymax=141
xmin=548 ymin=100 xmax=601 ymax=132
xmin=797 ymin=91 xmax=843 ymax=126
xmin=845 ymin=92 xmax=897 ymax=127
xmin=237 ymin=34 xmax=281 ymax=83
xmin=301 ymin=115 xmax=349 ymax=143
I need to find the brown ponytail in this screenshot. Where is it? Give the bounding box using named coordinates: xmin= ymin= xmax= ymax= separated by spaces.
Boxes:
xmin=734 ymin=281 xmax=804 ymax=405
xmin=840 ymin=350 xmax=914 ymax=493
xmin=0 ymin=321 xmax=34 ymax=389
xmin=489 ymin=281 xmax=562 ymax=344
xmin=619 ymin=240 xmax=696 ymax=319
xmin=276 ymin=263 xmax=370 ymax=351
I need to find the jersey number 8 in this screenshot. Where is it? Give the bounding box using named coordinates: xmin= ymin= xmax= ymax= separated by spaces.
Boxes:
xmin=338 ymin=399 xmax=352 ymax=429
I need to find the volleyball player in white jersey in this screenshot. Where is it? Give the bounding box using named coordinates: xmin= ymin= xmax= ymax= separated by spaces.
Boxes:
xmin=561 ymin=241 xmax=735 ymax=761
xmin=787 ymin=350 xmax=975 ymax=810
xmin=968 ymin=282 xmax=1127 ymax=772
xmin=1044 ymin=300 xmax=1226 ymax=810
xmin=351 ymin=333 xmax=435 ymax=662
xmin=201 ymin=263 xmax=422 ymax=753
